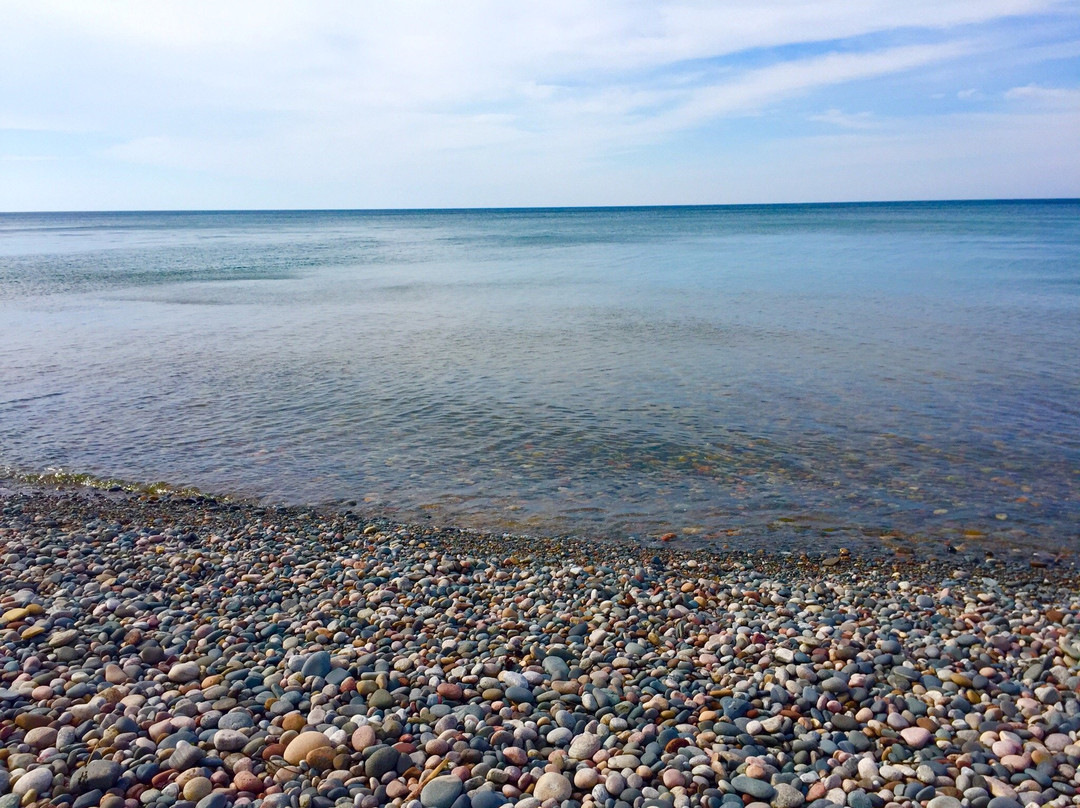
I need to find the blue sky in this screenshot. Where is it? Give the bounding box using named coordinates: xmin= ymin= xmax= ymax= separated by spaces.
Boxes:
xmin=2 ymin=1 xmax=1078 ymax=209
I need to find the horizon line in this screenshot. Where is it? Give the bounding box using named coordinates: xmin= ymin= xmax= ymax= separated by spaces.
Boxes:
xmin=2 ymin=196 xmax=1079 ymax=215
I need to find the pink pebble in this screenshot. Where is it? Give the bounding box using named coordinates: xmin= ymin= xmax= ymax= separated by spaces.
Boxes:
xmin=503 ymin=746 xmax=528 ymax=766
xmin=662 ymin=769 xmax=686 ymax=788
xmin=992 ymin=739 xmax=1021 ymax=757
xmin=1000 ymin=754 xmax=1028 ymax=772
xmin=574 ymin=768 xmax=599 ymax=789
xmin=900 ymin=727 xmax=933 ymax=748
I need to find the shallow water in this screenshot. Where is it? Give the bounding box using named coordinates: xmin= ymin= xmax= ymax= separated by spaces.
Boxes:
xmin=1 ymin=202 xmax=1077 ymax=551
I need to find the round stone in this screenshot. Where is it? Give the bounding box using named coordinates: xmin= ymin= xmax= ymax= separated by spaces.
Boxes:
xmin=533 ymin=772 xmax=572 ymax=802
xmin=364 ymin=745 xmax=400 ymax=779
xmin=368 ymin=689 xmax=394 ymax=709
xmin=183 ymin=777 xmax=213 ymax=802
xmin=219 ymin=710 xmax=255 ymax=731
xmin=569 ymin=732 xmax=602 ymax=760
xmin=574 ymin=768 xmax=600 ymax=789
xmin=504 ymin=685 xmax=534 ymax=704
xmin=900 ymin=727 xmax=933 ymax=749
xmin=213 ymin=729 xmax=248 ymax=752
xmin=436 ymin=682 xmax=463 ymax=700
xmin=773 ymin=783 xmax=805 ymax=808
xmin=283 ymin=731 xmax=332 ymax=765
xmin=662 ymin=769 xmax=686 ymax=789
xmin=234 ymin=771 xmax=263 ymax=793
xmin=306 ymin=746 xmax=336 ymax=770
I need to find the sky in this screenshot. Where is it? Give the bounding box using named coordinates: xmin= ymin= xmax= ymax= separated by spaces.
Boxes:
xmin=2 ymin=1 xmax=1079 ymax=210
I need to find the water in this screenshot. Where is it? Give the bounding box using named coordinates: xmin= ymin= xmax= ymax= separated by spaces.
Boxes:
xmin=1 ymin=202 xmax=1078 ymax=553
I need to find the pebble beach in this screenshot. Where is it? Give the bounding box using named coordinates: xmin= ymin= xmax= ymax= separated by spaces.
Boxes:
xmin=1 ymin=482 xmax=1078 ymax=808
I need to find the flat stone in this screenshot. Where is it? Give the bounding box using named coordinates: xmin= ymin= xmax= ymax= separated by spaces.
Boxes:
xmin=420 ymin=775 xmax=463 ymax=808
xmin=13 ymin=768 xmax=53 ymax=797
xmin=927 ymin=797 xmax=962 ymax=808
xmin=25 ymin=726 xmax=58 ymax=749
xmin=504 ymin=685 xmax=534 ymax=704
xmin=195 ymin=793 xmax=228 ymax=808
xmin=48 ymin=628 xmax=79 ymax=647
xmin=73 ymin=760 xmax=122 ymax=792
xmin=732 ymin=775 xmax=777 ymax=801
xmin=218 ymin=710 xmax=255 ymax=731
xmin=168 ymin=661 xmax=201 ymax=683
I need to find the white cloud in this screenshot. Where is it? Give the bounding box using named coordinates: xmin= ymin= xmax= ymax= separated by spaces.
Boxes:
xmin=1004 ymin=84 xmax=1080 ymax=106
xmin=656 ymin=42 xmax=971 ymax=130
xmin=1 ymin=1 xmax=1078 ymax=207
xmin=810 ymin=109 xmax=881 ymax=129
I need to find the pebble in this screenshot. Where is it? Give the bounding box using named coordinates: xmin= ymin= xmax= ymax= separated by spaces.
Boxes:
xmin=420 ymin=775 xmax=463 ymax=808
xmin=73 ymin=760 xmax=122 ymax=792
xmin=569 ymin=732 xmax=602 ymax=759
xmin=773 ymin=783 xmax=805 ymax=808
xmin=168 ymin=660 xmax=201 ymax=683
xmin=900 ymin=726 xmax=933 ymax=749
xmin=0 ymin=484 xmax=1077 ymax=808
xmin=533 ymin=772 xmax=573 ymax=802
xmin=732 ymin=774 xmax=777 ymax=801
xmin=12 ymin=768 xmax=53 ymax=797
xmin=283 ymin=730 xmax=331 ymax=765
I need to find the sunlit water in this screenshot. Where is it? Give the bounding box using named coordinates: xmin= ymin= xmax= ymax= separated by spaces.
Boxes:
xmin=1 ymin=203 xmax=1077 ymax=553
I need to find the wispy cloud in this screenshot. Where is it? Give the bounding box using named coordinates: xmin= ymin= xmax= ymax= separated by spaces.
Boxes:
xmin=810 ymin=109 xmax=881 ymax=130
xmin=1004 ymin=83 xmax=1080 ymax=106
xmin=1 ymin=1 xmax=1078 ymax=208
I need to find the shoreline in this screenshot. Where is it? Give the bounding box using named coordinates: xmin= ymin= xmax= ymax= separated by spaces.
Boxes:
xmin=1 ymin=470 xmax=1074 ymax=571
xmin=1 ymin=479 xmax=1078 ymax=808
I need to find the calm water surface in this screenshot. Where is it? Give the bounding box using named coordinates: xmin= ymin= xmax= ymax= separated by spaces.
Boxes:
xmin=1 ymin=203 xmax=1077 ymax=552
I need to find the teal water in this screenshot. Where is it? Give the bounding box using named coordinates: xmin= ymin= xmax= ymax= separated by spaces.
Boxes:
xmin=1 ymin=202 xmax=1077 ymax=552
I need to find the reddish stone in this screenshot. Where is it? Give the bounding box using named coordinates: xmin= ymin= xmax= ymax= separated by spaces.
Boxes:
xmin=151 ymin=771 xmax=175 ymax=788
xmin=234 ymin=771 xmax=264 ymax=794
xmin=436 ymin=683 xmax=464 ymax=700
